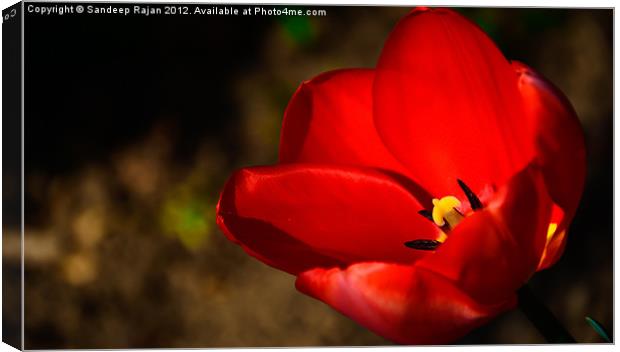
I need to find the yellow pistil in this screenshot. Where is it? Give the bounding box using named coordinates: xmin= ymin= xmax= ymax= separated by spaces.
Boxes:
xmin=432 ymin=196 xmax=463 ymax=228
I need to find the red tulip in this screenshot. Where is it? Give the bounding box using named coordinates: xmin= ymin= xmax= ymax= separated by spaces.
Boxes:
xmin=216 ymin=7 xmax=585 ymax=344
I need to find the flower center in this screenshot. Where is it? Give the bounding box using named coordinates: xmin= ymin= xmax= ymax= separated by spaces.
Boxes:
xmin=404 ymin=179 xmax=483 ymax=251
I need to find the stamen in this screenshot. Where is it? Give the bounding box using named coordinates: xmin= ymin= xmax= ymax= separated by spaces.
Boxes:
xmin=457 ymin=179 xmax=483 ymax=210
xmin=404 ymin=239 xmax=440 ymax=251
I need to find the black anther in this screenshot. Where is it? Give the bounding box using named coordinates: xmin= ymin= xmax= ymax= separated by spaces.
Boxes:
xmin=417 ymin=209 xmax=434 ymax=222
xmin=404 ymin=239 xmax=440 ymax=251
xmin=457 ymin=179 xmax=483 ymax=211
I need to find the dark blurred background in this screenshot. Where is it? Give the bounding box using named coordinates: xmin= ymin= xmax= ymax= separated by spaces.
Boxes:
xmin=6 ymin=5 xmax=612 ymax=348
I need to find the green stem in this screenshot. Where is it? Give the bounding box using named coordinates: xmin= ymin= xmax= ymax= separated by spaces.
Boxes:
xmin=517 ymin=284 xmax=576 ymax=343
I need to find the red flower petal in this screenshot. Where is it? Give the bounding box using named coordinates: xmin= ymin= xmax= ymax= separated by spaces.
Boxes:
xmin=417 ymin=163 xmax=553 ymax=304
xmin=512 ymin=61 xmax=586 ymax=270
xmin=216 ymin=164 xmax=440 ymax=274
xmin=279 ymin=69 xmax=412 ymax=177
xmin=373 ymin=8 xmax=534 ymax=197
xmin=296 ymin=262 xmax=514 ymax=344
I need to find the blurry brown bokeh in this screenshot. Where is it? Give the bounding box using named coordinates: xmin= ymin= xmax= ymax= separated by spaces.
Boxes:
xmin=7 ymin=6 xmax=612 ymax=348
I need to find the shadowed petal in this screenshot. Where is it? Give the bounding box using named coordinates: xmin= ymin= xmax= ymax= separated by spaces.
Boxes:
xmin=217 ymin=209 xmax=344 ymax=275
xmin=512 ymin=61 xmax=586 ymax=270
